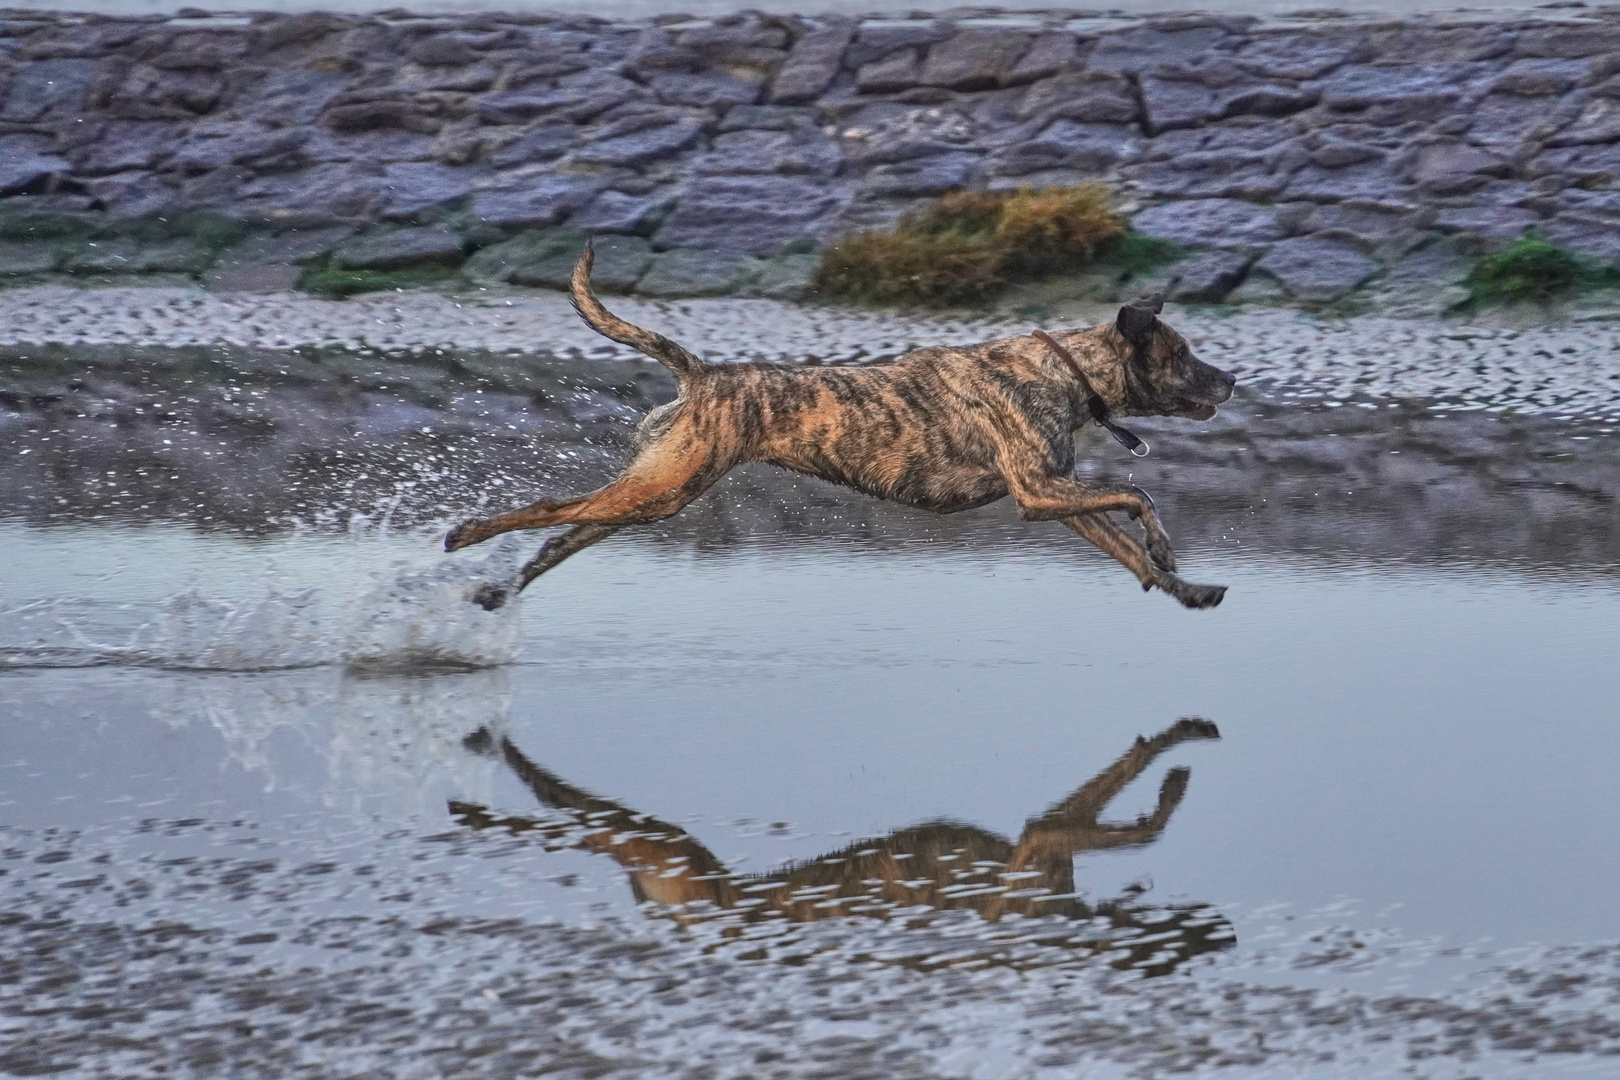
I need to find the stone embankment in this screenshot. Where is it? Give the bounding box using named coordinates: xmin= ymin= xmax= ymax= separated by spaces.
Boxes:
xmin=4 ymin=7 xmax=1620 ymax=308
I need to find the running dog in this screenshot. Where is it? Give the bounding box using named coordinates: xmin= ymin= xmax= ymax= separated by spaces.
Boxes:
xmin=446 ymin=245 xmax=1237 ymax=609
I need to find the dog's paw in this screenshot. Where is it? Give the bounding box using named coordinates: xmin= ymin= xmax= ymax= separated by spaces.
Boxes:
xmin=444 ymin=519 xmax=481 ymax=552
xmin=469 ymin=582 xmax=509 ymax=611
xmin=1158 ymin=765 xmax=1191 ymax=804
xmin=1146 ymin=532 xmax=1178 ymax=574
xmin=1167 ymin=717 xmax=1221 ymax=742
xmin=1179 ymin=583 xmax=1226 ymax=610
xmin=1158 ymin=575 xmax=1226 ymax=609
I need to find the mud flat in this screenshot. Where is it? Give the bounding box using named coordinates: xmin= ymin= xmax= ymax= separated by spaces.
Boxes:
xmin=6 ymin=6 xmax=1620 ymax=312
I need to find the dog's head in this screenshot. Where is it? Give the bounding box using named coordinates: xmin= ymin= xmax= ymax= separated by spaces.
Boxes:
xmin=1112 ymin=295 xmax=1235 ymax=421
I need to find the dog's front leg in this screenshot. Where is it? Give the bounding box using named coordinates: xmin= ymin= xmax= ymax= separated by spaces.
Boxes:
xmin=1005 ymin=473 xmax=1178 ymax=572
xmin=1064 ymin=513 xmax=1226 ymax=609
xmin=468 ymin=524 xmax=622 ymax=611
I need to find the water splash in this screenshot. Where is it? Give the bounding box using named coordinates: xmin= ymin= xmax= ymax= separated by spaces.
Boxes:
xmin=0 ymin=532 xmax=523 ymax=673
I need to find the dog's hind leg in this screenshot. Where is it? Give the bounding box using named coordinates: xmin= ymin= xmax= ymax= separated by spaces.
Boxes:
xmin=1064 ymin=513 xmax=1226 ymax=610
xmin=468 ymin=524 xmax=622 ymax=611
xmin=445 ymin=416 xmax=734 ymax=552
xmin=519 ymin=524 xmax=620 ymax=590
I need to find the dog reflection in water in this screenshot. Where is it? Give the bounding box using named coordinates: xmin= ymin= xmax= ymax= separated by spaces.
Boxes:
xmin=451 ymin=718 xmax=1230 ymax=976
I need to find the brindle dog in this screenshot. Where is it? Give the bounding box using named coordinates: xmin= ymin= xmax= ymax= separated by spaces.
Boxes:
xmin=451 ymin=718 xmax=1232 ymax=976
xmin=446 ymin=244 xmax=1237 ymax=609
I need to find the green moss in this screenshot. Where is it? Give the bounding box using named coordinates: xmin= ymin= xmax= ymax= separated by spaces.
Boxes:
xmin=1104 ymin=232 xmax=1183 ymax=275
xmin=0 ymin=210 xmax=98 ymax=243
xmin=1464 ymin=233 xmax=1620 ymax=307
xmin=299 ymin=264 xmax=457 ymax=298
xmin=106 ymin=212 xmax=255 ymax=251
xmin=815 ymin=184 xmax=1130 ymax=307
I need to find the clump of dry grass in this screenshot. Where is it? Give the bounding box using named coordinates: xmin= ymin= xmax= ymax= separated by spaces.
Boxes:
xmin=814 ymin=184 xmax=1131 ymax=306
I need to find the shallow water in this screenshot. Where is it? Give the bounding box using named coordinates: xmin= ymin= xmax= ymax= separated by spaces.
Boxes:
xmin=3 ymin=328 xmax=1620 ymax=1077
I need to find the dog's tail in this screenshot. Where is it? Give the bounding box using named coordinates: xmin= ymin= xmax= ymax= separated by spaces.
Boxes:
xmin=569 ymin=242 xmax=708 ymax=383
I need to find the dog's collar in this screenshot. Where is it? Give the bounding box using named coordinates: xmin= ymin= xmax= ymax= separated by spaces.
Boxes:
xmin=1032 ymin=329 xmax=1150 ymax=458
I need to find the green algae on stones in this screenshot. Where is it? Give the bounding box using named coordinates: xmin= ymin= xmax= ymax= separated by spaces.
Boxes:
xmin=1464 ymin=233 xmax=1620 ymax=307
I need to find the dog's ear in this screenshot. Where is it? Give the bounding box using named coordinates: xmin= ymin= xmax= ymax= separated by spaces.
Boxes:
xmin=1115 ymin=298 xmax=1160 ymax=344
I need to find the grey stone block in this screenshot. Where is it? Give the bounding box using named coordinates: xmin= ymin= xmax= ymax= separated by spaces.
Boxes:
xmin=1086 ymin=26 xmax=1232 ymax=77
xmin=1001 ymin=33 xmax=1077 ymax=87
xmin=204 ymin=263 xmax=302 ymax=292
xmin=240 ymin=68 xmax=348 ymax=128
xmin=471 ymin=174 xmax=606 ymax=228
xmin=1311 ymin=140 xmax=1384 ymax=169
xmin=1132 ymin=199 xmax=1287 ymax=250
xmin=1434 ymin=206 xmax=1540 ymax=239
xmin=511 ymin=235 xmax=652 ymax=291
xmin=650 ymin=71 xmax=764 ymax=110
xmin=376 ymin=162 xmax=476 ymax=220
xmin=985 ymin=120 xmax=1141 ymax=176
xmin=1546 ymin=98 xmax=1620 ymax=148
xmin=573 ymin=120 xmax=704 ymax=168
xmin=1019 ymin=71 xmax=1139 ymax=125
xmin=1221 ymin=83 xmax=1319 ymax=119
xmin=84 ymin=171 xmax=176 ymax=218
xmin=1165 ymin=250 xmax=1251 ymax=303
xmin=582 ymin=236 xmax=655 ymax=292
xmin=0 ymin=134 xmax=70 ymax=196
xmin=1256 ymin=236 xmax=1378 ymax=300
xmin=839 ymin=106 xmax=975 ymax=167
xmin=847 ymin=22 xmax=952 ymax=69
xmin=1490 ymin=58 xmax=1586 ymax=96
xmin=235 ymin=162 xmax=387 ymax=222
xmin=462 ymin=229 xmax=584 ymax=284
xmin=1302 ymin=204 xmax=1416 ymax=250
xmin=1232 ymin=35 xmax=1366 ymax=81
xmin=215 ymin=226 xmax=357 ymax=268
xmin=637 ymin=247 xmax=762 ymax=297
xmin=1139 ymin=77 xmax=1221 ymax=133
xmin=490 ymin=125 xmax=576 ymax=169
xmin=1400 ymin=141 xmax=1510 ymax=196
xmin=1318 ymin=63 xmax=1483 ymax=121
xmin=1 ymin=59 xmax=95 ymax=122
xmin=920 ymin=30 xmax=1031 ymax=92
xmin=1513 ymin=23 xmax=1620 ymax=60
xmin=862 ymin=151 xmax=980 ymax=198
xmin=1534 ymin=141 xmax=1620 ymax=184
xmin=769 ymin=24 xmax=853 ymax=105
xmin=655 ymin=175 xmax=847 ymax=256
xmin=571 ymin=190 xmax=669 ymax=235
xmin=0 ymin=242 xmax=61 ymax=275
xmin=1285 ymin=162 xmax=1414 ymax=207
xmin=1540 ymin=217 xmax=1620 ymax=262
xmin=720 ymin=105 xmax=821 ymax=132
xmin=856 ymin=49 xmax=922 ymax=94
xmin=753 ymin=252 xmax=819 ymax=300
xmin=66 ymin=238 xmax=216 ymax=275
xmin=335 ymin=226 xmax=465 ymax=270
xmin=695 ymin=129 xmax=844 ymax=178
xmin=65 ymin=121 xmax=181 ymax=176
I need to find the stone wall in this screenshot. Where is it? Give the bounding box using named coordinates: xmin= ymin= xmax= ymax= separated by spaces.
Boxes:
xmin=4 ymin=7 xmax=1620 ymax=306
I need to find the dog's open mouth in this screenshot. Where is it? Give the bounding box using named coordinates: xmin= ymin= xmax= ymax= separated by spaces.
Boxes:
xmin=1181 ymin=402 xmax=1219 ymax=421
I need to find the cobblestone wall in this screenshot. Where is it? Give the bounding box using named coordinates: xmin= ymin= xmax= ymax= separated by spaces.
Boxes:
xmin=4 ymin=7 xmax=1620 ymax=306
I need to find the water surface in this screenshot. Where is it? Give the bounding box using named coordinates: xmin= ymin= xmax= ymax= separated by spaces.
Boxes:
xmin=3 ymin=341 xmax=1619 ymax=1078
